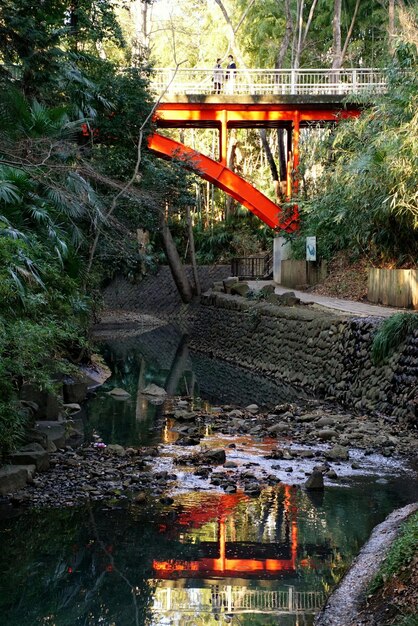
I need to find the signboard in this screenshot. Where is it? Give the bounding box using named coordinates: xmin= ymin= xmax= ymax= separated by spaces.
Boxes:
xmin=306 ymin=236 xmax=317 ymax=261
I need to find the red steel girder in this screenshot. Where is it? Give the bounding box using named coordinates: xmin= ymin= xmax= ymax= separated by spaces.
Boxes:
xmin=154 ymin=102 xmax=360 ymax=127
xmin=148 ymin=132 xmax=298 ymax=232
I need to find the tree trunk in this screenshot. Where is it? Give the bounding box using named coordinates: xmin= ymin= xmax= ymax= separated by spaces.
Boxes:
xmin=277 ymin=129 xmax=287 ymax=183
xmin=388 ymin=0 xmax=395 ymax=53
xmin=225 ymin=134 xmax=237 ymax=219
xmin=186 ymin=205 xmax=201 ymax=295
xmin=164 ymin=334 xmax=190 ymax=396
xmin=259 ymin=129 xmax=280 ymax=199
xmin=332 ymin=0 xmax=343 ymax=69
xmin=341 ymin=0 xmax=361 ymax=65
xmin=302 ymin=0 xmax=319 ymax=48
xmin=161 ymin=219 xmax=193 ymax=303
xmin=275 ymin=0 xmax=293 ymax=69
xmin=295 ymin=0 xmax=305 ymax=69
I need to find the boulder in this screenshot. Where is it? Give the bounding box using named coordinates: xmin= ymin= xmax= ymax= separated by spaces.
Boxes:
xmin=325 ymin=445 xmax=349 ymax=461
xmin=231 ymin=282 xmax=250 ymax=297
xmin=224 ymin=461 xmax=238 ymax=468
xmin=260 ymin=284 xmax=275 ymax=296
xmin=35 ymin=421 xmax=66 ymax=449
xmin=201 ymin=449 xmax=226 ymax=465
xmin=9 ymin=443 xmax=49 ymax=471
xmin=297 ymin=413 xmax=319 ymax=423
xmin=277 ymin=292 xmax=300 ymax=306
xmin=108 ymin=387 xmax=131 ymax=399
xmin=19 ymin=464 xmax=37 ymax=481
xmin=141 ymin=384 xmax=167 ymax=397
xmin=63 ymin=381 xmax=88 ymax=404
xmin=63 ymin=403 xmax=82 ymax=414
xmin=305 ymin=470 xmax=324 ymax=490
xmin=23 ymin=427 xmax=48 ymax=449
xmin=244 ymin=483 xmax=261 ymax=496
xmin=267 ymin=422 xmax=289 ymax=434
xmin=213 ymin=281 xmax=225 ymax=292
xmin=246 ymin=404 xmax=259 ymax=413
xmin=316 ymin=417 xmax=336 ymax=427
xmin=19 ymin=383 xmax=62 ymax=420
xmin=317 ymin=429 xmax=337 ymax=441
xmin=105 ymin=444 xmax=126 ymax=457
xmin=223 ymin=277 xmax=239 ymax=293
xmin=174 ymin=410 xmax=196 ymax=421
xmin=0 ymin=465 xmax=29 ymax=495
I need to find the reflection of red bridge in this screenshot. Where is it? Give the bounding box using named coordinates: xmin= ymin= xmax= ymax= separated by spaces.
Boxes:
xmin=153 ymin=485 xmax=304 ymax=579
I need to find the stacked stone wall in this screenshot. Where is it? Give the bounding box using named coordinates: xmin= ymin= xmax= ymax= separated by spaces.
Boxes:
xmin=187 ymin=292 xmax=417 ymax=423
xmin=103 ymin=265 xmax=230 ymax=317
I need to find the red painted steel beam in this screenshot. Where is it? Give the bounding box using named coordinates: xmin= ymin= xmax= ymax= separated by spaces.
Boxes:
xmin=154 ymin=103 xmax=360 ymax=127
xmin=148 ymin=132 xmax=298 ymax=232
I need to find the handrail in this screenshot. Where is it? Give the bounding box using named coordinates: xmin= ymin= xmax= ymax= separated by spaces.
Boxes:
xmin=151 ymin=67 xmax=387 ymax=96
xmin=153 ymin=586 xmax=326 ymax=613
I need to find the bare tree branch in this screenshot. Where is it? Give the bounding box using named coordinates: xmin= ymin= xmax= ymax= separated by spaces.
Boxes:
xmin=341 ymin=0 xmax=361 ymax=64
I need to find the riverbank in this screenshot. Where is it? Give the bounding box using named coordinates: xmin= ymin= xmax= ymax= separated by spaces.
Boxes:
xmin=1 ymin=307 xmax=416 ymax=626
xmin=4 ymin=380 xmax=416 ymax=510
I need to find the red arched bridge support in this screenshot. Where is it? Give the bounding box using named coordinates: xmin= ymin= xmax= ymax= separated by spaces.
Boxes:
xmin=150 ymin=98 xmax=361 ymax=231
xmin=148 ymin=132 xmax=298 ymax=232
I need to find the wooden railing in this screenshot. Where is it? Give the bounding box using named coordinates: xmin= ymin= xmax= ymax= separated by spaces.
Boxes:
xmin=152 ymin=67 xmax=387 ymax=96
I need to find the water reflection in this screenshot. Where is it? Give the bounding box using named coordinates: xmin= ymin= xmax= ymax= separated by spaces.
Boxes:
xmin=87 ymin=325 xmax=310 ymax=448
xmin=147 ymin=479 xmax=416 ymax=626
xmin=151 ymin=486 xmax=322 ymax=625
xmin=1 ymin=326 xmax=415 ymax=625
xmin=0 ymin=479 xmax=416 ymax=625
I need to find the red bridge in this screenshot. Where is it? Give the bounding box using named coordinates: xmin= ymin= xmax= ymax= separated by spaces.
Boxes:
xmin=148 ymin=68 xmax=385 ymax=231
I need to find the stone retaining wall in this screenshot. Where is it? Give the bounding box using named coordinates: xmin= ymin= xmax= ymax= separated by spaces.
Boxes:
xmin=102 ymin=265 xmax=230 ymax=317
xmin=187 ymin=292 xmax=418 ymax=423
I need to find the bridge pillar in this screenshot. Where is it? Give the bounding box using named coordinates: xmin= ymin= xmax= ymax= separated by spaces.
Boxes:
xmin=292 ymin=111 xmax=300 ymax=194
xmin=220 ymin=110 xmax=228 ymax=166
xmin=273 ymin=236 xmax=292 ymax=284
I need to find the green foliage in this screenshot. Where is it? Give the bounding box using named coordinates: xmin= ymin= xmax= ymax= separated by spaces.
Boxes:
xmin=194 ymin=217 xmax=273 ymax=264
xmin=0 ymin=0 xmax=125 ymax=99
xmin=392 ymin=617 xmax=418 ymax=626
xmin=294 ymin=52 xmax=418 ymax=265
xmin=371 ymin=313 xmax=418 ymax=365
xmin=0 ymin=401 xmax=27 ymax=459
xmin=368 ymin=511 xmax=418 ymax=594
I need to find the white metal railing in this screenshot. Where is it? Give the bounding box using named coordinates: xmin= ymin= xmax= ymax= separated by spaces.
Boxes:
xmin=152 ymin=586 xmax=326 ymax=614
xmin=151 ymin=67 xmax=387 ymax=96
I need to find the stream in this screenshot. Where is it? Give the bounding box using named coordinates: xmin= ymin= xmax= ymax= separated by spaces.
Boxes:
xmin=0 ymin=323 xmax=417 ymax=626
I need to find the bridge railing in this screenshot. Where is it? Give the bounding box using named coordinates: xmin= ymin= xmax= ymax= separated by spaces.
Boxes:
xmin=152 ymin=67 xmax=387 ymax=96
xmin=152 ymin=586 xmax=327 ymax=614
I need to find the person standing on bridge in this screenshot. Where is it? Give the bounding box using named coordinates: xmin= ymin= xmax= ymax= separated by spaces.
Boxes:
xmin=213 ymin=58 xmax=223 ymax=94
xmin=225 ymin=54 xmax=236 ymax=94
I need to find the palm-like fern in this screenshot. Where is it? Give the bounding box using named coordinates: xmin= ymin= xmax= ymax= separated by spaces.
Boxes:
xmin=0 ymin=87 xmax=105 ymax=286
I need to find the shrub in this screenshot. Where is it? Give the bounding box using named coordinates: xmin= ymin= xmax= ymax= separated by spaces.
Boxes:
xmin=371 ymin=313 xmax=418 ymax=365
